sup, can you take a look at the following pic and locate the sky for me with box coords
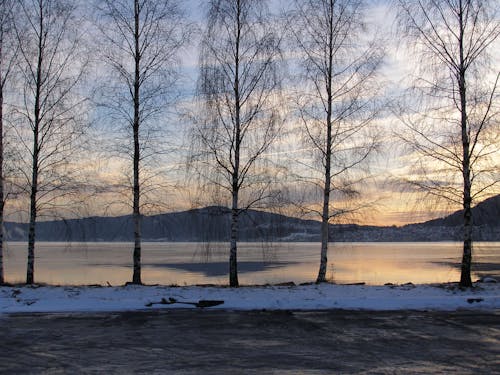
[5,0,500,227]
[149,0,497,225]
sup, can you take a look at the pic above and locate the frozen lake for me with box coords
[3,241,500,286]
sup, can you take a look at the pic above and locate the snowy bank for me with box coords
[1,283,499,314]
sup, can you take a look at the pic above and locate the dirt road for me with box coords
[1,309,499,374]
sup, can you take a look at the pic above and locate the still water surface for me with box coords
[3,242,500,286]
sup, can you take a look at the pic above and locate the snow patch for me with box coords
[1,283,499,314]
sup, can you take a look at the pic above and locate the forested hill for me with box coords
[422,194,500,227]
[4,206,321,242]
[4,195,500,242]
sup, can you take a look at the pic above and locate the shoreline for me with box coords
[2,281,499,314]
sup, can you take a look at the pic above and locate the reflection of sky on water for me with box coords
[4,242,500,286]
[329,259,459,285]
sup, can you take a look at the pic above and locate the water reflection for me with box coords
[148,261,292,277]
[3,241,499,286]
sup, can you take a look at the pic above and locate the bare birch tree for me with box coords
[0,0,18,285]
[96,0,189,284]
[287,0,383,283]
[13,0,87,284]
[396,0,500,287]
[193,0,282,287]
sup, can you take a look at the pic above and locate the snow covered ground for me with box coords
[1,282,499,314]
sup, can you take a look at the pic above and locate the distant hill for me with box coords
[422,194,500,227]
[4,195,499,242]
[342,194,500,241]
[4,206,322,242]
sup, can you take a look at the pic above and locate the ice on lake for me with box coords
[3,241,499,286]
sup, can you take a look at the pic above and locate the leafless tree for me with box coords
[13,0,88,284]
[0,0,18,285]
[96,0,190,284]
[193,0,283,287]
[396,0,499,287]
[286,0,384,283]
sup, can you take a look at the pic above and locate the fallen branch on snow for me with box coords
[145,297,224,308]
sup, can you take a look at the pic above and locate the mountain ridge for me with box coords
[421,194,500,227]
[4,195,499,242]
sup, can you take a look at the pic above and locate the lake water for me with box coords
[3,242,500,286]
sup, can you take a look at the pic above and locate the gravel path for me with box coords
[1,309,499,374]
